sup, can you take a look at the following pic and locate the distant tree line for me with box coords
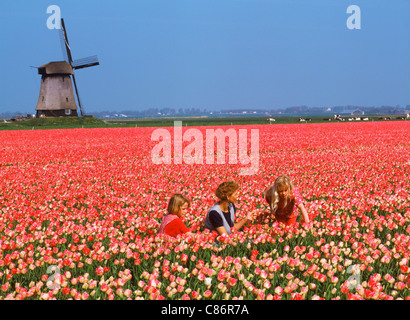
[1,105,409,119]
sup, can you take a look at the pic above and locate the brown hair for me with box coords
[215,181,239,201]
[167,194,190,215]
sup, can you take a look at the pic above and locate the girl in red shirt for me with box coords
[157,194,194,238]
[263,175,310,226]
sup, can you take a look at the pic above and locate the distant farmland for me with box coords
[0,114,408,130]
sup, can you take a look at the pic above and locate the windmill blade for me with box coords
[58,18,99,117]
[60,18,73,64]
[72,55,100,69]
[59,27,69,63]
[71,73,85,117]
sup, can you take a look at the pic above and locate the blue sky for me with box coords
[1,0,409,114]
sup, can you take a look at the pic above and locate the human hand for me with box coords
[246,210,257,222]
[302,221,312,231]
[257,211,273,223]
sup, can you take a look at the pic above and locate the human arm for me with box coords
[234,211,254,231]
[164,218,194,237]
[297,203,310,225]
[215,226,229,235]
[209,208,253,235]
[216,212,253,234]
[180,222,195,237]
[293,188,310,225]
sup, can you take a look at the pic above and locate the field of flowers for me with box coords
[0,121,409,300]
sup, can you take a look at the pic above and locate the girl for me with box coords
[263,175,310,226]
[204,181,254,235]
[158,194,194,238]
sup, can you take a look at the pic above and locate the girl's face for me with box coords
[277,185,289,199]
[176,202,189,218]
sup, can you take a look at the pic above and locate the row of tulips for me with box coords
[0,122,409,299]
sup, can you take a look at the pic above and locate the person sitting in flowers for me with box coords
[157,193,195,238]
[262,175,310,227]
[204,180,254,235]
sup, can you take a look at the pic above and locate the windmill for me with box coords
[35,18,99,117]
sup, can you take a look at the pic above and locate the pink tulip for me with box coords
[217,270,226,282]
[227,277,237,288]
[95,266,104,276]
[191,291,200,299]
[203,290,212,298]
[394,282,406,291]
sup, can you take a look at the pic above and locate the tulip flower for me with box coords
[203,289,212,298]
[227,277,237,288]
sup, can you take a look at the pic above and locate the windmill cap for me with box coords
[38,61,73,75]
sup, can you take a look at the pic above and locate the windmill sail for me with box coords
[72,55,99,69]
[60,19,73,64]
[59,27,69,63]
[71,73,84,116]
[58,18,99,117]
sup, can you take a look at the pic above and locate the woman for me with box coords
[204,181,253,235]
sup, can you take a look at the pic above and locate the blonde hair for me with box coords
[167,194,190,215]
[264,175,294,213]
[215,181,239,201]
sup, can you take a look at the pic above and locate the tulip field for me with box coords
[0,121,409,300]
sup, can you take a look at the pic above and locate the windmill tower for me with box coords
[35,18,99,117]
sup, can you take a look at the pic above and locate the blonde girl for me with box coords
[263,175,310,226]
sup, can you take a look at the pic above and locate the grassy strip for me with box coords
[0,115,407,130]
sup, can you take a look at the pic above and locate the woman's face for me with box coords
[227,189,239,203]
[176,202,189,218]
